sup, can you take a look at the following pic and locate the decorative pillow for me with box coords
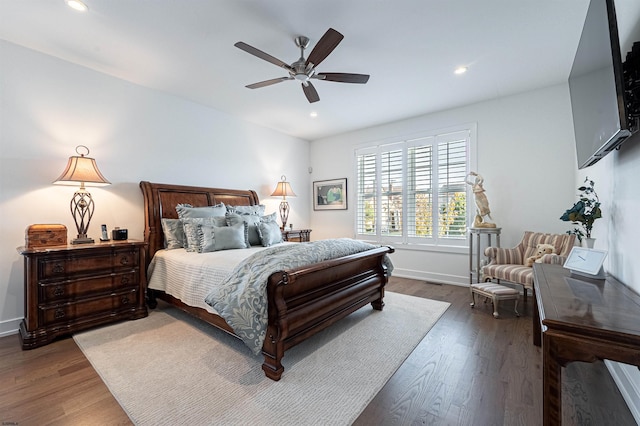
[226,204,266,216]
[161,218,185,249]
[176,203,226,219]
[258,220,284,247]
[226,212,261,246]
[209,222,248,252]
[197,224,217,253]
[261,212,277,224]
[182,216,227,252]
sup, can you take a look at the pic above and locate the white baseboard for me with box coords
[0,317,21,338]
[606,360,640,424]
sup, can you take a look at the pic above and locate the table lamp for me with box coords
[270,175,296,230]
[53,145,111,244]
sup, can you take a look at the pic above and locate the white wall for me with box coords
[310,84,577,284]
[600,0,640,302]
[580,1,640,419]
[596,137,640,422]
[0,41,311,335]
[579,142,640,293]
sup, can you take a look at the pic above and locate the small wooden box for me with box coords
[25,224,67,248]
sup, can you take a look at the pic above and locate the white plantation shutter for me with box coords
[356,150,377,235]
[437,137,468,239]
[355,128,471,247]
[407,139,433,240]
[380,146,403,238]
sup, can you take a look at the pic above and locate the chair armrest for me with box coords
[484,246,522,265]
[538,254,568,265]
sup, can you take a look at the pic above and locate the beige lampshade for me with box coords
[53,148,110,187]
[52,146,110,244]
[271,176,296,198]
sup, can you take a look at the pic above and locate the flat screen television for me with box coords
[569,0,633,169]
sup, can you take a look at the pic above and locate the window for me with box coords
[355,128,472,247]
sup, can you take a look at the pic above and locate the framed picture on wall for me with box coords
[313,178,347,210]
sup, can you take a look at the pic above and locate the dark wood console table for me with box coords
[533,263,640,425]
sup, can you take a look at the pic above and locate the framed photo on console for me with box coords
[313,178,347,210]
[563,247,608,278]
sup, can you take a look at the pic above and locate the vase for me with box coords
[584,237,596,248]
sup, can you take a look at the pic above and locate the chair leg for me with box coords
[492,295,500,318]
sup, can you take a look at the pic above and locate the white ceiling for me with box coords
[0,0,592,141]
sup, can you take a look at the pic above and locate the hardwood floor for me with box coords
[0,333,131,425]
[0,277,635,425]
[355,278,635,426]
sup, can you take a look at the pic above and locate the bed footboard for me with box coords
[261,245,394,381]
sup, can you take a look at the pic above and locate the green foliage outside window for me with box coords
[363,199,375,234]
[414,193,432,236]
[439,192,467,237]
[362,192,466,238]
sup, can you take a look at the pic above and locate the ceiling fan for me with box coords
[234,28,370,103]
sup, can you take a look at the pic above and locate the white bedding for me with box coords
[146,245,293,314]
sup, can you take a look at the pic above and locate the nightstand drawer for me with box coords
[40,271,138,302]
[40,249,139,278]
[40,288,138,326]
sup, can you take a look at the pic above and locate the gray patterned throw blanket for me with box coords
[204,238,393,354]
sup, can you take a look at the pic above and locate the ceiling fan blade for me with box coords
[305,28,343,68]
[246,77,292,89]
[234,42,293,71]
[302,82,320,103]
[315,72,370,84]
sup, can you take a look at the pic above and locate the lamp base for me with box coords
[69,188,96,245]
[71,237,94,245]
[279,200,290,232]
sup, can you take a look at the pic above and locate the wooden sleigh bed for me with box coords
[140,180,394,381]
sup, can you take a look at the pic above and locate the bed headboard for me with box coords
[139,181,260,269]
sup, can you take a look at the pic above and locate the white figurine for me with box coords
[466,172,496,228]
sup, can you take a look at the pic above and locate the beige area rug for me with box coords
[73,291,449,425]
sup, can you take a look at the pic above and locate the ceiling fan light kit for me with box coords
[235,28,369,103]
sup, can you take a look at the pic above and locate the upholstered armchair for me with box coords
[482,231,576,298]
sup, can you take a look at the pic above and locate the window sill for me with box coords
[357,238,468,255]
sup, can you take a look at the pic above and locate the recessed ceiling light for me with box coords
[454,66,468,75]
[66,0,88,12]
[310,111,318,118]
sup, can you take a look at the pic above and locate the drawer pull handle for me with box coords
[121,296,129,305]
[53,286,64,297]
[54,309,65,319]
[120,256,129,265]
[52,263,64,273]
[120,276,130,285]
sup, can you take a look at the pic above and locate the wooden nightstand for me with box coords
[281,229,312,242]
[18,240,148,349]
